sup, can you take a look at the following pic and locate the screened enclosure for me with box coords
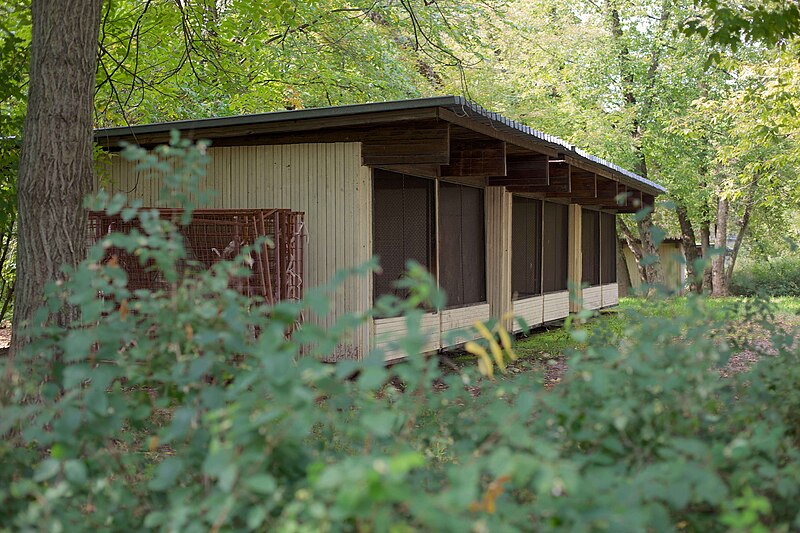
[511,196,542,299]
[582,208,601,286]
[439,182,486,308]
[542,202,569,293]
[372,170,486,308]
[600,211,617,284]
[372,169,435,300]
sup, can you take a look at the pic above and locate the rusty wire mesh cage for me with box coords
[87,208,306,305]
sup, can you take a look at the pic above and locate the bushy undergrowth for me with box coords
[731,256,800,297]
[2,139,800,532]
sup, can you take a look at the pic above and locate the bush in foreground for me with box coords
[1,139,799,532]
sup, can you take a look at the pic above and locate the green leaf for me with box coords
[33,459,61,482]
[244,474,277,495]
[64,460,87,485]
[148,457,184,491]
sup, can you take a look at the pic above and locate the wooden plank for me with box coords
[542,291,569,322]
[582,286,602,310]
[377,164,440,178]
[601,283,619,307]
[437,108,559,157]
[512,295,544,332]
[485,187,512,330]
[542,171,595,198]
[506,171,570,194]
[567,204,582,313]
[441,139,506,177]
[99,108,442,147]
[486,154,548,186]
[336,143,346,328]
[358,157,373,356]
[361,123,450,166]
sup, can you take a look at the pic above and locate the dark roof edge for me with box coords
[94,96,462,138]
[94,95,665,195]
[444,98,665,195]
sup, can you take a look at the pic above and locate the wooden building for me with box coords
[621,238,687,295]
[95,97,665,361]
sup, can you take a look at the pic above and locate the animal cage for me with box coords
[87,208,306,304]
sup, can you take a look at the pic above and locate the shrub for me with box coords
[1,138,799,531]
[731,256,800,297]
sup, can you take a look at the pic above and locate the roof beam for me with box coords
[437,108,559,158]
[486,154,548,187]
[361,122,450,166]
[97,108,442,147]
[506,165,570,194]
[441,139,506,177]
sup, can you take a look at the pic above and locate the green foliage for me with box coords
[684,0,800,52]
[3,141,800,531]
[731,256,800,297]
[93,0,502,126]
[514,296,746,357]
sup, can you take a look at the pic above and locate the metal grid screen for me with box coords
[372,169,435,300]
[438,181,486,308]
[511,196,542,299]
[600,212,617,284]
[581,208,600,286]
[542,202,569,293]
[87,208,306,304]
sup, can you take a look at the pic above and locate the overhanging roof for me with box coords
[95,96,666,196]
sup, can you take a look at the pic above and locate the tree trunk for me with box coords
[700,221,713,293]
[711,196,729,297]
[618,218,647,284]
[617,242,631,297]
[676,203,701,293]
[10,0,103,356]
[725,176,759,287]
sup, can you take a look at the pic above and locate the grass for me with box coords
[513,295,800,360]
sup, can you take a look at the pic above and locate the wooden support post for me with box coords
[568,203,582,313]
[486,186,513,330]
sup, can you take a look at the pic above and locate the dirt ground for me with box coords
[0,323,10,351]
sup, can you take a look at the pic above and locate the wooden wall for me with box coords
[105,140,625,361]
[567,204,583,313]
[106,143,373,359]
[486,187,513,330]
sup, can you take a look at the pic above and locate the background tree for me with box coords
[441,0,800,295]
[11,0,102,353]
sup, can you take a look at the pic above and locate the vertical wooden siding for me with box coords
[486,187,513,330]
[567,204,583,313]
[107,142,372,358]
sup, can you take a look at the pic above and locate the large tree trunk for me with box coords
[618,218,647,284]
[725,176,759,287]
[676,203,701,293]
[700,221,713,293]
[711,196,729,297]
[10,0,103,356]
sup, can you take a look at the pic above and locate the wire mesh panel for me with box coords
[511,196,542,299]
[87,208,306,305]
[542,202,568,293]
[600,212,617,284]
[581,208,600,286]
[372,169,436,300]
